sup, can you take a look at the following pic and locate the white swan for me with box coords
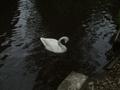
[40,36,69,53]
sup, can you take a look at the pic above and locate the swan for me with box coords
[40,36,69,53]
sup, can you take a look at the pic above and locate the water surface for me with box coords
[0,0,120,90]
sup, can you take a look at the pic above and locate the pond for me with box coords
[0,0,120,90]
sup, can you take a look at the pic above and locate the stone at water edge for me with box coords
[57,71,88,90]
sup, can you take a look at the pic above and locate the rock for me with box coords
[57,71,88,90]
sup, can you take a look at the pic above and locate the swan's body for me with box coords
[40,36,69,53]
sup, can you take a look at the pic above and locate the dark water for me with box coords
[0,0,120,90]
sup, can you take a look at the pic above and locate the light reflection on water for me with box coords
[80,9,117,71]
[0,0,42,90]
[0,0,119,90]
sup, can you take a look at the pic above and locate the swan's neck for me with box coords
[59,36,69,46]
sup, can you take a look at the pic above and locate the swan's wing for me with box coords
[40,38,58,47]
[43,39,67,53]
[40,38,49,47]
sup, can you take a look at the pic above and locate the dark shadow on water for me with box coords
[0,0,18,33]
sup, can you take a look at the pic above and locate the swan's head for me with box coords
[59,36,69,45]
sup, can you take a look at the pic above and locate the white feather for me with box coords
[40,36,69,53]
